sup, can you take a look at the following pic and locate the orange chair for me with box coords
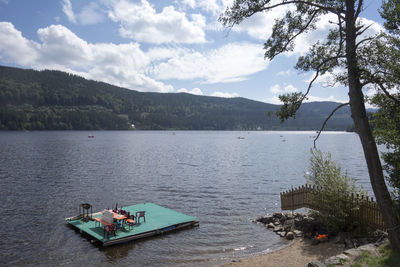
[126,216,136,230]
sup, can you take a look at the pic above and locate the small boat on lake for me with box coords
[66,202,199,246]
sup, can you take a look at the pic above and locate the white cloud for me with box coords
[179,0,222,15]
[222,4,289,40]
[153,42,268,83]
[229,8,383,57]
[284,85,298,93]
[211,91,239,98]
[277,69,293,76]
[303,95,347,103]
[37,25,93,67]
[237,12,283,40]
[269,84,298,94]
[305,67,346,88]
[62,0,77,23]
[0,22,174,93]
[263,96,282,105]
[289,14,384,56]
[177,87,204,95]
[266,83,300,105]
[78,2,105,25]
[108,0,206,44]
[288,13,337,56]
[0,22,39,65]
[175,87,241,98]
[61,0,104,25]
[264,94,346,105]
[269,84,281,94]
[357,17,385,40]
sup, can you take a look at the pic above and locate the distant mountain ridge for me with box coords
[0,65,353,130]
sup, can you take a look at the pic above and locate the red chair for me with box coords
[136,211,146,223]
[104,224,116,239]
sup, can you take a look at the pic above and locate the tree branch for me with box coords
[220,0,345,27]
[356,36,375,48]
[264,1,345,18]
[274,9,321,60]
[301,54,345,101]
[356,23,373,37]
[338,15,344,53]
[355,0,364,19]
[377,83,400,105]
[314,102,350,148]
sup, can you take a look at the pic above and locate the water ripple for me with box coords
[0,131,370,266]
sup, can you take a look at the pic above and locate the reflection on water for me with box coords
[0,131,370,266]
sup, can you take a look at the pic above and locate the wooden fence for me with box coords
[280,184,385,231]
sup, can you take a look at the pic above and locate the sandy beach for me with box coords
[224,239,345,267]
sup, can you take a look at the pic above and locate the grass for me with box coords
[351,241,400,267]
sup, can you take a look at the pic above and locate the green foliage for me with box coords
[0,65,353,131]
[305,149,367,233]
[276,92,305,121]
[380,0,400,35]
[351,240,400,267]
[371,94,400,203]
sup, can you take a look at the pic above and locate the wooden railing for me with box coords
[280,184,385,231]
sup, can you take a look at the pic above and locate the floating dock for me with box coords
[66,202,199,246]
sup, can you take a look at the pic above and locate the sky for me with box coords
[0,0,386,105]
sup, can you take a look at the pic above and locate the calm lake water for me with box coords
[0,131,372,266]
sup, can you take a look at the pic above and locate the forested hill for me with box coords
[0,65,353,130]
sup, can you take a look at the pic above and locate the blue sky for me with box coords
[0,0,385,104]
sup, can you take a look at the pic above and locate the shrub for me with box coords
[305,149,368,233]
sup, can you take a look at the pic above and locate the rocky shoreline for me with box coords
[254,212,388,266]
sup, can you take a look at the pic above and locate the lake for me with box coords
[0,131,371,266]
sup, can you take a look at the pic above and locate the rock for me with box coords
[344,238,354,249]
[255,216,264,223]
[335,243,346,250]
[311,237,320,245]
[273,212,284,219]
[273,226,283,232]
[256,215,274,224]
[279,231,286,237]
[286,231,294,240]
[343,248,362,257]
[308,260,326,267]
[324,254,349,265]
[279,213,287,223]
[283,219,294,227]
[286,213,294,220]
[267,222,275,229]
[274,220,280,226]
[294,212,304,219]
[372,230,388,245]
[318,236,329,243]
[333,232,351,244]
[294,216,321,234]
[358,244,378,253]
[356,238,369,246]
[304,231,313,239]
[336,253,350,261]
[293,230,303,237]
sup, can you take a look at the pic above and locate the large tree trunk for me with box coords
[345,0,400,251]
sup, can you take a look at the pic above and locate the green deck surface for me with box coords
[67,202,198,244]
